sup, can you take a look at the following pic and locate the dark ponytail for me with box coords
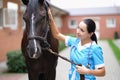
[91,33,97,44]
[83,18,98,44]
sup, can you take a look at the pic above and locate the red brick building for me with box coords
[0,0,120,62]
[61,7,120,39]
[0,0,68,62]
[0,0,23,62]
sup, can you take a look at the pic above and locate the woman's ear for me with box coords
[22,0,29,5]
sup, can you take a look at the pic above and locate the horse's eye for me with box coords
[23,16,28,22]
[23,17,26,21]
[23,15,30,23]
[39,9,46,16]
[36,15,45,22]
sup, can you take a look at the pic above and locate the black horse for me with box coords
[21,0,59,80]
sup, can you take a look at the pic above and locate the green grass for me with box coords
[59,41,66,51]
[58,34,76,51]
[108,40,120,64]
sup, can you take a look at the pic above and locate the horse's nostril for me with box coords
[26,45,41,59]
[33,53,37,58]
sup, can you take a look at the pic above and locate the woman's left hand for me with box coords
[76,65,90,74]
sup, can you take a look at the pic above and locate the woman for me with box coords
[48,9,105,80]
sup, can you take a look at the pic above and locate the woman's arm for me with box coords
[76,65,106,76]
[48,9,66,43]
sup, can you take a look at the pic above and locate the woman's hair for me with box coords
[83,18,98,44]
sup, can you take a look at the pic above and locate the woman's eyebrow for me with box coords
[80,28,84,32]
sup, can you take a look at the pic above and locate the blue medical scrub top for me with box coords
[65,36,105,80]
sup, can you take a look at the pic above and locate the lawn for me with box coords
[108,40,120,64]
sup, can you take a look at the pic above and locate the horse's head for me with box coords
[22,0,50,59]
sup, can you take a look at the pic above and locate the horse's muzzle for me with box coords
[27,46,41,59]
[27,40,42,59]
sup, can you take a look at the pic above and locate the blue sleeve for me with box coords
[92,45,105,69]
[65,36,78,47]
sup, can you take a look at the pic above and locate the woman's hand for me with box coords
[48,8,52,19]
[48,8,51,15]
[76,65,90,74]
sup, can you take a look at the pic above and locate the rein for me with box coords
[47,48,77,65]
[47,48,85,80]
[28,35,85,80]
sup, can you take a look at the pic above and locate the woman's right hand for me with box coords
[48,8,52,19]
[76,65,90,74]
[48,8,66,42]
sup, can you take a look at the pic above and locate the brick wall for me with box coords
[0,28,23,62]
[61,15,120,39]
[100,14,120,39]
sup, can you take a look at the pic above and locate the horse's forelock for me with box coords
[25,0,50,30]
[27,0,39,14]
[27,0,48,18]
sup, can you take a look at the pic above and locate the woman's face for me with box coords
[76,21,90,40]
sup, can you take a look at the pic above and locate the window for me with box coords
[54,16,62,28]
[54,16,62,27]
[0,0,3,9]
[3,2,18,30]
[0,9,3,29]
[0,0,3,29]
[106,18,116,28]
[69,19,78,29]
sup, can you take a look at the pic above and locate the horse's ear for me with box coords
[22,0,29,5]
[39,0,44,5]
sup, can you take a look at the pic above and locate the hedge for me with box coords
[6,50,27,73]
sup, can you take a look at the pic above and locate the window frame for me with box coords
[106,18,116,28]
[68,19,78,29]
[0,9,3,29]
[0,0,3,9]
[54,16,62,28]
[3,8,18,30]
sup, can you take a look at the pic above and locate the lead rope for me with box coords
[47,48,85,80]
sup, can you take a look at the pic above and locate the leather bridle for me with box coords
[27,1,85,79]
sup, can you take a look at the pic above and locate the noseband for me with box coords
[28,26,50,49]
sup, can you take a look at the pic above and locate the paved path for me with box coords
[113,39,120,49]
[56,40,120,80]
[0,40,120,80]
[96,40,120,80]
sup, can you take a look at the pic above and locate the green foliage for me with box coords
[68,34,76,37]
[108,40,120,64]
[114,32,119,39]
[58,34,76,51]
[6,50,27,73]
[59,41,66,51]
